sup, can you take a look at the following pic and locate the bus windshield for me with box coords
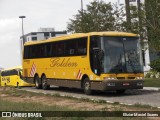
[101,36,143,73]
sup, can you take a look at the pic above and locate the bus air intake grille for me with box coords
[116,77,125,80]
[128,77,135,79]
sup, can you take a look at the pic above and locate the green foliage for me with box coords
[67,1,117,33]
[150,58,160,72]
[145,0,160,51]
[145,72,151,78]
[145,70,160,78]
[67,0,146,41]
[67,0,160,56]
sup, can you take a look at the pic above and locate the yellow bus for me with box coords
[23,31,144,94]
[1,66,34,87]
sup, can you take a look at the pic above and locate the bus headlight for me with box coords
[136,77,144,80]
[103,77,117,80]
[137,82,143,86]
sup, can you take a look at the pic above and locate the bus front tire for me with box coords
[83,78,92,95]
[35,75,42,89]
[42,75,50,90]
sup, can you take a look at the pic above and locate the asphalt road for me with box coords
[21,86,160,108]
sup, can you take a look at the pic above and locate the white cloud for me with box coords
[0,18,20,45]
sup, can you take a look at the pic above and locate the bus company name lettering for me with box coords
[50,58,78,67]
[2,77,10,83]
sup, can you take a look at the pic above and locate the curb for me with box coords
[143,87,160,91]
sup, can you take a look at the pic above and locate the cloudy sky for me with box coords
[0,0,120,68]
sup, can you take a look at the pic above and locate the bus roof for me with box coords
[24,31,138,46]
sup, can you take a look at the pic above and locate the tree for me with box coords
[67,1,116,33]
[67,0,147,39]
[145,0,160,52]
[112,3,126,32]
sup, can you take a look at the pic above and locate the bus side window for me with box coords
[24,46,29,59]
[66,40,77,56]
[77,38,87,55]
[57,42,64,56]
[46,44,52,57]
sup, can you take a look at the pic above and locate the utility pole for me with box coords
[81,0,83,14]
[137,0,143,41]
[125,0,131,32]
[19,16,26,64]
[81,0,84,32]
[19,16,26,45]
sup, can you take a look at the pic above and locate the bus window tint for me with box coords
[66,40,77,55]
[1,69,18,76]
[77,38,87,55]
[23,37,87,59]
[57,42,65,56]
[46,44,52,57]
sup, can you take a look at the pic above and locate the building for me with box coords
[20,28,67,44]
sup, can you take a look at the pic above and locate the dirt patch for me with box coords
[1,95,115,111]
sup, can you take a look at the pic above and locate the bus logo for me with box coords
[2,112,11,117]
[30,63,36,77]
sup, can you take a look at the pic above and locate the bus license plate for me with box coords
[123,83,130,86]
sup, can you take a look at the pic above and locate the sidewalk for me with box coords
[143,87,160,91]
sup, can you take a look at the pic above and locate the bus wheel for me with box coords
[116,90,126,94]
[35,75,42,89]
[83,78,92,95]
[42,75,50,90]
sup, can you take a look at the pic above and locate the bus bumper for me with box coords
[91,79,144,91]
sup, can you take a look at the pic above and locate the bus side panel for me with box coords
[23,55,91,87]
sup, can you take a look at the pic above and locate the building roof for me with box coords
[20,31,67,39]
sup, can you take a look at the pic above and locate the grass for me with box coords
[0,99,151,120]
[0,98,69,111]
[0,98,86,120]
[0,87,157,120]
[144,78,160,87]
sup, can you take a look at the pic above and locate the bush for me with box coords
[145,72,151,78]
[145,70,160,78]
[150,58,160,72]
